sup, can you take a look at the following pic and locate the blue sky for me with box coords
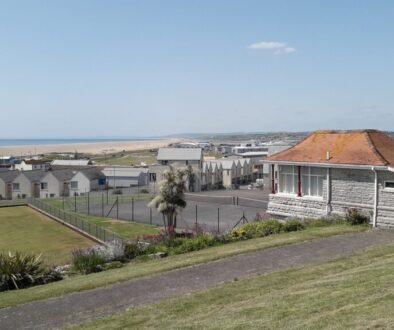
[1,0,394,138]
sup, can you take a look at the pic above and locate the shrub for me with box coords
[140,189,149,194]
[123,242,144,259]
[0,252,46,291]
[345,208,369,225]
[283,220,304,232]
[72,249,106,274]
[91,240,124,262]
[172,234,218,255]
[231,220,284,240]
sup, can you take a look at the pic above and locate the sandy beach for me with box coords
[0,139,179,156]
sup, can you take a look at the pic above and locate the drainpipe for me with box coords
[271,164,275,194]
[297,166,302,197]
[326,168,331,216]
[373,167,378,228]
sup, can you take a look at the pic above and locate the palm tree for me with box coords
[149,166,187,235]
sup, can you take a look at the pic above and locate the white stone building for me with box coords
[264,130,394,228]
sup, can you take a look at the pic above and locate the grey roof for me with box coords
[78,167,105,181]
[51,159,92,166]
[0,170,20,183]
[157,148,202,161]
[48,169,75,181]
[22,170,47,182]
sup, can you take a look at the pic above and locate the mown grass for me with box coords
[74,242,394,330]
[0,206,94,266]
[0,224,367,309]
[76,214,160,240]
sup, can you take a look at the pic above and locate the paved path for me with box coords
[1,230,394,330]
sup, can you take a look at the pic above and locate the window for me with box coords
[41,182,48,190]
[70,181,78,189]
[12,183,20,191]
[279,165,297,194]
[384,181,394,190]
[301,167,324,197]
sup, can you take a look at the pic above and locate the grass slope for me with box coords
[0,206,94,266]
[75,242,394,330]
[0,224,366,309]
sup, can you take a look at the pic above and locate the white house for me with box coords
[14,159,50,171]
[39,169,75,198]
[69,168,106,196]
[11,170,47,199]
[102,167,149,188]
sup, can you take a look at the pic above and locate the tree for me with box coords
[149,166,187,235]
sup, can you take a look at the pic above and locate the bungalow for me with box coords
[264,130,394,228]
[69,168,106,196]
[102,167,149,188]
[39,169,74,198]
[11,170,47,199]
[14,159,50,171]
[0,171,20,200]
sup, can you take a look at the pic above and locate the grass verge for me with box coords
[74,241,394,330]
[0,224,367,309]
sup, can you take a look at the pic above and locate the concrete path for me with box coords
[1,230,393,330]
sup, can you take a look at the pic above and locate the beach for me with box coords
[0,139,179,156]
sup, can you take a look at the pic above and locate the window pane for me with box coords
[310,177,318,196]
[301,175,309,195]
[310,167,325,175]
[317,176,323,196]
[279,165,293,174]
[286,174,294,193]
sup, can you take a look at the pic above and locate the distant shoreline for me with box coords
[0,139,179,156]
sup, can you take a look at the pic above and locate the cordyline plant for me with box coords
[149,166,187,236]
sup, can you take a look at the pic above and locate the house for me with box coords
[11,170,47,199]
[69,167,106,196]
[14,159,50,171]
[39,169,75,198]
[220,160,237,188]
[264,130,394,228]
[102,167,149,188]
[0,156,17,169]
[150,148,203,192]
[0,171,20,200]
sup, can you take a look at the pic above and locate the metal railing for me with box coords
[30,198,123,243]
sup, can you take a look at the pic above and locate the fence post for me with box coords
[217,208,220,234]
[88,193,90,215]
[116,196,119,220]
[195,204,198,231]
[63,196,65,210]
[150,208,152,225]
[74,195,77,213]
[237,196,239,205]
[106,188,109,205]
[102,193,104,217]
[132,198,134,222]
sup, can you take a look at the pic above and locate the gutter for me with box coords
[262,160,388,171]
[372,167,378,228]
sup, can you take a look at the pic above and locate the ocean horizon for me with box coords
[0,138,157,147]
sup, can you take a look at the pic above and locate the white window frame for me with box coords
[41,182,48,190]
[12,183,20,191]
[278,165,297,195]
[301,167,324,198]
[70,181,78,189]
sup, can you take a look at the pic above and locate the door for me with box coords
[33,183,40,198]
[6,183,12,200]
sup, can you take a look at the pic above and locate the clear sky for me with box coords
[1,0,394,138]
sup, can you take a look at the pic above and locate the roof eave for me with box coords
[262,159,389,170]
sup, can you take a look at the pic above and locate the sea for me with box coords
[0,138,151,147]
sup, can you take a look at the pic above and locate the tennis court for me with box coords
[77,190,270,233]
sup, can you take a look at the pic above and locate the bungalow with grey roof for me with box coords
[0,170,20,200]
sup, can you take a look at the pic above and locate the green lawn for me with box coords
[75,242,394,330]
[0,206,94,266]
[77,214,160,240]
[0,224,367,309]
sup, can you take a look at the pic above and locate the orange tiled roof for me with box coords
[266,130,394,166]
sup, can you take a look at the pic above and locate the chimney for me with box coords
[326,151,331,161]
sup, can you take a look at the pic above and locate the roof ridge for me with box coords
[364,131,388,166]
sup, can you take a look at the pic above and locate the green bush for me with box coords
[345,208,369,225]
[139,189,149,194]
[124,242,145,259]
[283,220,304,232]
[172,235,218,255]
[72,249,106,274]
[0,252,46,291]
[231,220,285,240]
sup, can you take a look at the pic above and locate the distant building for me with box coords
[51,159,93,167]
[265,130,394,228]
[0,156,17,169]
[0,171,20,200]
[14,159,50,171]
[40,169,75,198]
[69,168,106,196]
[102,167,149,188]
